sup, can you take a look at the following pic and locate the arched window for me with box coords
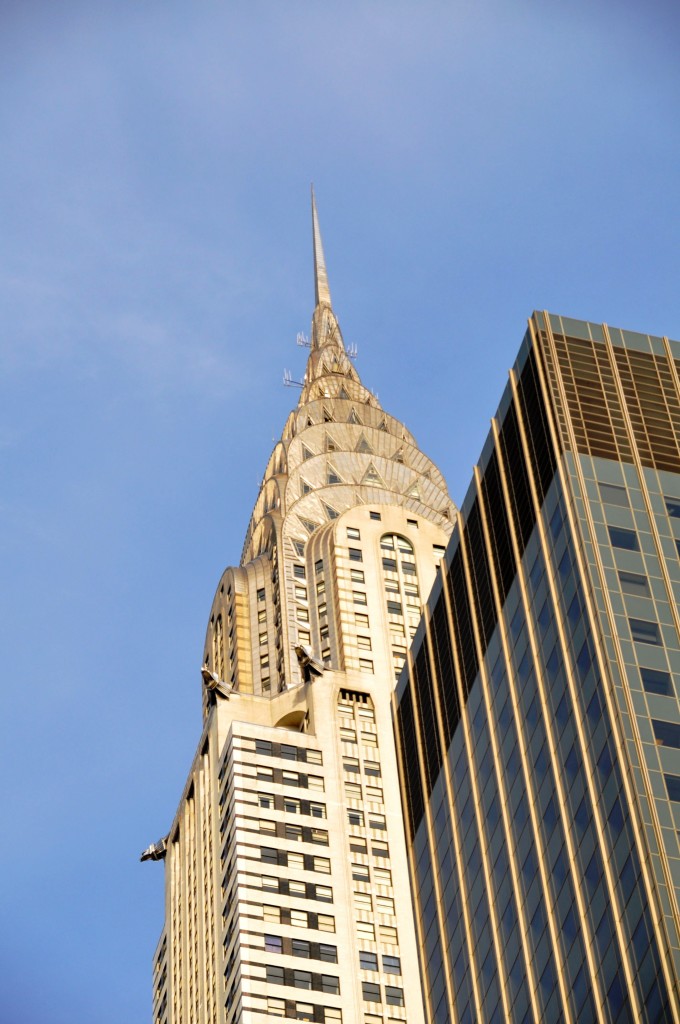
[380,534,420,679]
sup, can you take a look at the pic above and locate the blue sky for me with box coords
[1,2,678,1020]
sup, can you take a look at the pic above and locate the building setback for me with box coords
[395,313,680,1023]
[146,195,457,1024]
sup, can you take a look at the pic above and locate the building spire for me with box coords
[311,185,332,308]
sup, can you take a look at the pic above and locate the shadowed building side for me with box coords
[395,313,680,1023]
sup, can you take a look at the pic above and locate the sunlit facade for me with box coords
[146,195,457,1024]
[395,313,680,1023]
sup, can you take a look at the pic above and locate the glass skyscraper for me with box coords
[395,313,680,1023]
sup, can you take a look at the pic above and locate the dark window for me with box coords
[599,482,629,507]
[629,618,662,645]
[360,951,378,970]
[294,564,306,579]
[652,720,680,748]
[665,774,680,802]
[370,511,382,521]
[267,965,284,985]
[315,559,324,574]
[292,939,311,958]
[320,975,340,994]
[412,639,442,796]
[292,970,312,989]
[385,986,405,1007]
[396,688,423,840]
[386,601,402,615]
[665,498,680,519]
[382,557,397,572]
[349,548,363,562]
[640,667,673,696]
[261,847,279,864]
[362,982,381,1002]
[265,934,282,953]
[619,570,650,597]
[383,956,401,975]
[257,588,266,601]
[256,739,273,756]
[608,526,639,551]
[319,944,337,963]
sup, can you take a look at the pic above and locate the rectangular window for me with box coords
[259,793,274,809]
[256,739,273,757]
[292,939,311,958]
[619,571,650,597]
[290,909,308,927]
[374,868,392,886]
[387,601,403,615]
[294,1004,314,1022]
[653,720,680,748]
[351,568,365,582]
[282,770,300,787]
[362,982,381,1003]
[340,728,357,744]
[258,607,267,623]
[294,564,306,579]
[349,548,363,562]
[629,618,662,645]
[286,824,303,842]
[353,591,368,606]
[350,837,368,854]
[352,863,370,882]
[289,880,307,897]
[321,975,340,995]
[359,659,374,673]
[665,497,680,519]
[382,956,401,974]
[315,558,324,574]
[324,1009,342,1023]
[297,607,310,623]
[259,819,276,834]
[316,884,333,903]
[265,934,282,953]
[369,511,382,520]
[289,853,304,871]
[348,809,364,825]
[309,802,326,819]
[372,841,389,858]
[313,856,331,874]
[357,921,376,940]
[284,797,301,814]
[317,914,335,932]
[308,775,324,792]
[382,557,397,572]
[261,847,279,864]
[345,782,362,798]
[263,903,281,920]
[344,758,360,774]
[258,588,266,602]
[640,667,673,696]
[267,996,286,1015]
[385,986,404,1007]
[347,528,361,540]
[295,585,308,601]
[376,895,394,914]
[364,761,381,777]
[379,924,397,943]
[665,774,680,802]
[267,965,285,986]
[354,891,372,911]
[360,951,378,971]
[355,612,369,626]
[608,526,639,551]
[298,629,311,644]
[369,814,386,830]
[319,943,338,963]
[599,482,629,507]
[292,970,313,990]
[307,749,323,765]
[357,635,372,650]
[310,828,329,845]
[281,743,299,760]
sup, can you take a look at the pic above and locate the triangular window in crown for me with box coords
[307,416,314,428]
[361,463,385,487]
[348,407,362,425]
[301,445,314,461]
[356,434,374,455]
[299,517,319,535]
[379,417,388,431]
[323,503,339,520]
[325,434,338,453]
[392,447,405,464]
[339,385,350,400]
[323,407,334,423]
[292,539,306,557]
[300,478,312,495]
[406,481,421,500]
[327,464,342,485]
